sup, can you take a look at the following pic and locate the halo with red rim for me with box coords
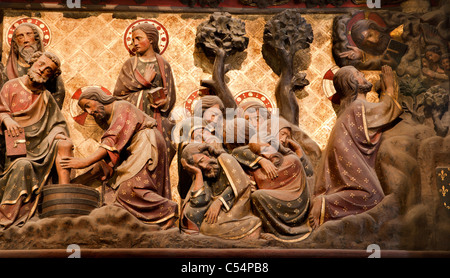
[123,19,169,56]
[6,18,51,47]
[70,86,112,126]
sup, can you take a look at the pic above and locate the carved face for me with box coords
[192,152,220,179]
[426,50,441,63]
[361,28,390,56]
[28,54,57,84]
[441,58,450,71]
[352,68,373,93]
[132,29,152,55]
[277,127,291,147]
[14,25,39,63]
[203,104,223,127]
[79,98,108,129]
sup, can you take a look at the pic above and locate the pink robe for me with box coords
[101,100,177,224]
[313,94,402,224]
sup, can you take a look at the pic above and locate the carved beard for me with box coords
[203,158,220,179]
[18,43,39,64]
[357,79,373,94]
[92,105,109,130]
[361,31,391,56]
[27,68,49,84]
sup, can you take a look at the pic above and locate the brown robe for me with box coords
[251,153,312,242]
[113,54,176,161]
[0,78,69,229]
[101,100,177,224]
[312,94,402,224]
[180,153,261,239]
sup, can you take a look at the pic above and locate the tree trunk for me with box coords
[275,53,299,126]
[201,49,237,109]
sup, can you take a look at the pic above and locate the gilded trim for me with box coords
[223,221,262,240]
[319,196,325,226]
[249,156,263,168]
[361,104,372,145]
[219,196,230,211]
[99,143,117,152]
[218,155,239,198]
[143,212,176,224]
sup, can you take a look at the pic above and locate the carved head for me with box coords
[425,45,442,64]
[28,51,61,83]
[11,23,44,63]
[181,143,221,179]
[131,23,160,55]
[441,53,450,71]
[333,66,372,113]
[78,87,117,129]
[351,19,390,56]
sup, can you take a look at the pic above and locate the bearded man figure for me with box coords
[0,51,73,229]
[308,65,403,229]
[60,87,177,229]
[179,143,262,239]
[1,23,65,109]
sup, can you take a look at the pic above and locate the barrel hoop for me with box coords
[43,187,100,199]
[40,208,93,218]
[41,198,99,209]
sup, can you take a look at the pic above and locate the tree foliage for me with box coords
[196,12,249,58]
[263,9,313,57]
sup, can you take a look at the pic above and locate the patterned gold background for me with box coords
[1,11,382,202]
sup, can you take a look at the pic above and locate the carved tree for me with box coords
[195,12,249,109]
[262,10,313,125]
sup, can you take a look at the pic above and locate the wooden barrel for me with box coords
[40,184,101,218]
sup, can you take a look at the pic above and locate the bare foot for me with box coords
[308,197,322,230]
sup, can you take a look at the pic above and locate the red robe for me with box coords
[100,100,177,224]
[313,94,402,224]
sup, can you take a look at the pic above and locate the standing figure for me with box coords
[0,51,72,229]
[1,23,65,108]
[114,23,176,162]
[60,87,177,229]
[309,65,403,229]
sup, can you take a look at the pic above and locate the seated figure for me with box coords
[241,135,312,242]
[0,51,73,229]
[179,143,262,239]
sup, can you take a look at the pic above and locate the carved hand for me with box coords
[60,157,90,169]
[258,157,278,180]
[3,117,22,137]
[143,64,157,85]
[380,65,395,97]
[150,95,168,109]
[339,45,363,60]
[204,199,222,224]
[181,158,202,176]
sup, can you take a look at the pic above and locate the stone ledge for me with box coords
[1,248,449,258]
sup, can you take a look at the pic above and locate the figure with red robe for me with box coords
[0,51,72,229]
[113,22,176,162]
[309,65,403,229]
[60,87,177,229]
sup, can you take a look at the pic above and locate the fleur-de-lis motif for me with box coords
[438,170,447,181]
[439,186,448,197]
